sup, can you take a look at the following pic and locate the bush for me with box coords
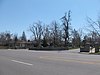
[29,47,68,51]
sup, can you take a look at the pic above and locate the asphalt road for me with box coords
[0,49,100,75]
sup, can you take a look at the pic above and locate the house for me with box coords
[9,40,34,49]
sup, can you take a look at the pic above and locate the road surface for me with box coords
[0,49,100,75]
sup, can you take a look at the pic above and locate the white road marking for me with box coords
[11,60,33,66]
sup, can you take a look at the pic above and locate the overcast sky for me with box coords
[0,0,100,39]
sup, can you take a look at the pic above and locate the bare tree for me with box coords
[0,31,12,46]
[12,34,18,48]
[86,17,100,36]
[51,21,60,46]
[61,10,71,47]
[29,21,43,46]
[42,25,51,46]
[84,17,100,45]
[0,32,6,45]
[72,29,81,48]
[42,21,63,47]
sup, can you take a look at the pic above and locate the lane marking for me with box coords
[40,56,100,63]
[11,60,33,66]
[39,56,100,65]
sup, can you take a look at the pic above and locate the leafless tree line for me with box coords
[29,14,100,48]
[82,17,100,46]
[1,11,100,48]
[29,12,82,48]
